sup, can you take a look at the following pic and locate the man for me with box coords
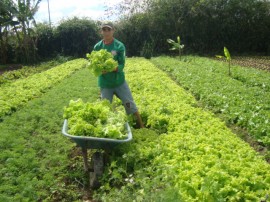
[93,22,144,128]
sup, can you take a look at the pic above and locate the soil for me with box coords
[228,124,270,163]
[211,56,270,71]
[232,56,270,71]
[0,64,23,75]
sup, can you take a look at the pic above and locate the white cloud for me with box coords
[70,8,104,21]
[34,0,123,24]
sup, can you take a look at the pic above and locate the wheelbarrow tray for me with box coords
[62,119,132,150]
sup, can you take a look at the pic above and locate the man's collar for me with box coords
[103,38,114,45]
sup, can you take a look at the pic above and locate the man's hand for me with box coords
[102,67,117,74]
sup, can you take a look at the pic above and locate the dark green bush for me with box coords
[55,17,99,57]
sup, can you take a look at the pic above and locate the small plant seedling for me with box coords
[167,36,185,60]
[216,47,232,76]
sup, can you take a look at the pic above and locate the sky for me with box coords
[34,0,123,25]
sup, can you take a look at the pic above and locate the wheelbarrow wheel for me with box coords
[89,152,104,189]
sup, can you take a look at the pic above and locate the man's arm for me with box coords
[116,46,125,72]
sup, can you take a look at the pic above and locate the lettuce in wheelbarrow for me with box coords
[63,99,127,139]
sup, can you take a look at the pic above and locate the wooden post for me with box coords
[82,148,88,172]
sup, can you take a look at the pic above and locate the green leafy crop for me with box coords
[63,99,127,139]
[86,49,118,76]
[151,56,270,147]
[0,59,87,120]
[93,58,270,201]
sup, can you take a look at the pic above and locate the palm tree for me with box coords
[0,0,42,64]
[15,0,42,63]
[0,0,20,64]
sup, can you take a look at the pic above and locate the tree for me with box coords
[55,17,99,57]
[111,0,270,55]
[0,0,20,63]
[35,22,55,58]
[0,0,41,64]
[15,0,42,63]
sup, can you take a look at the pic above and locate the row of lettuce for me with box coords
[195,56,270,91]
[0,59,87,120]
[151,56,270,148]
[0,58,72,86]
[94,58,270,201]
[0,67,100,201]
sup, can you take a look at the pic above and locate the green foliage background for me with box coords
[1,0,270,64]
[114,0,270,56]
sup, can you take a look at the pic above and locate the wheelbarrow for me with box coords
[62,119,133,188]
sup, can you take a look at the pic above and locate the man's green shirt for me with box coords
[93,38,126,88]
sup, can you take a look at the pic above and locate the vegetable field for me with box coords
[151,56,270,148]
[0,57,270,201]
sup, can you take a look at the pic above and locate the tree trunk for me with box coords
[0,26,9,64]
[21,21,31,63]
[13,25,25,63]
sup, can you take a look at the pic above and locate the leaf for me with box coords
[215,55,224,59]
[224,47,231,61]
[167,39,175,44]
[173,44,180,49]
[177,36,180,44]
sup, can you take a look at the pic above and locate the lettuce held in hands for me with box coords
[86,49,118,76]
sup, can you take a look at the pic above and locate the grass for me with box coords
[0,68,99,201]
